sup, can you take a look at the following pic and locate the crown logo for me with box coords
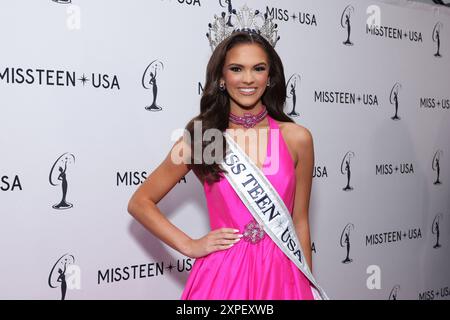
[206,5,280,51]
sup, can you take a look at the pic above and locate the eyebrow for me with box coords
[226,62,268,67]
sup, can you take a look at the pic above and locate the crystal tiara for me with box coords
[206,4,280,51]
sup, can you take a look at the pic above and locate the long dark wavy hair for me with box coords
[185,31,294,185]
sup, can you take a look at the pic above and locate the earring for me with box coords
[267,79,271,87]
[219,82,226,91]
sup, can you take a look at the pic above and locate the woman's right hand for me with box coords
[186,228,243,259]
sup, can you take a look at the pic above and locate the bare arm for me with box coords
[127,137,193,256]
[291,125,315,273]
[127,136,242,258]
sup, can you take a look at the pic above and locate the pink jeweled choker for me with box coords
[229,106,268,128]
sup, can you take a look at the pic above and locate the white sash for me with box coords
[219,131,330,300]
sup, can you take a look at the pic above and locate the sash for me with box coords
[219,131,330,300]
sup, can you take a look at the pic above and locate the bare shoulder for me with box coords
[273,120,314,166]
[279,121,313,143]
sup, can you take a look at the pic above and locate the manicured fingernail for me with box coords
[233,229,240,233]
[237,234,243,238]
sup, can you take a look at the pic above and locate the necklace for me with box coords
[229,106,268,128]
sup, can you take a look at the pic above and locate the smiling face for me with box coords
[220,43,270,112]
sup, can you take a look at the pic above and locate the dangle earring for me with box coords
[267,79,271,87]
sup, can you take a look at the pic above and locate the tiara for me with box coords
[206,5,280,51]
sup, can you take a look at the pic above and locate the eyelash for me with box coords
[229,66,267,72]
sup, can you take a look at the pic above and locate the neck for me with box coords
[229,101,264,117]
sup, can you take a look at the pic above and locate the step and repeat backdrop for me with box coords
[0,0,449,300]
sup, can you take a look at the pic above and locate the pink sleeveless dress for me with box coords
[181,115,314,300]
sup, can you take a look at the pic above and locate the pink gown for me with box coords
[181,115,314,300]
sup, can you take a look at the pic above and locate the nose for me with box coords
[242,70,255,85]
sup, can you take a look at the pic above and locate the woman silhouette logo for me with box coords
[49,153,75,210]
[389,285,400,300]
[432,150,443,185]
[432,22,443,58]
[341,151,355,191]
[341,5,354,46]
[340,223,355,263]
[48,254,75,300]
[432,214,443,249]
[219,0,236,26]
[286,74,301,116]
[143,60,164,111]
[390,83,402,121]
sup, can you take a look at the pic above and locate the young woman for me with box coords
[128,31,318,299]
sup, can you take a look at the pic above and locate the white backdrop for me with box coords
[0,0,449,300]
